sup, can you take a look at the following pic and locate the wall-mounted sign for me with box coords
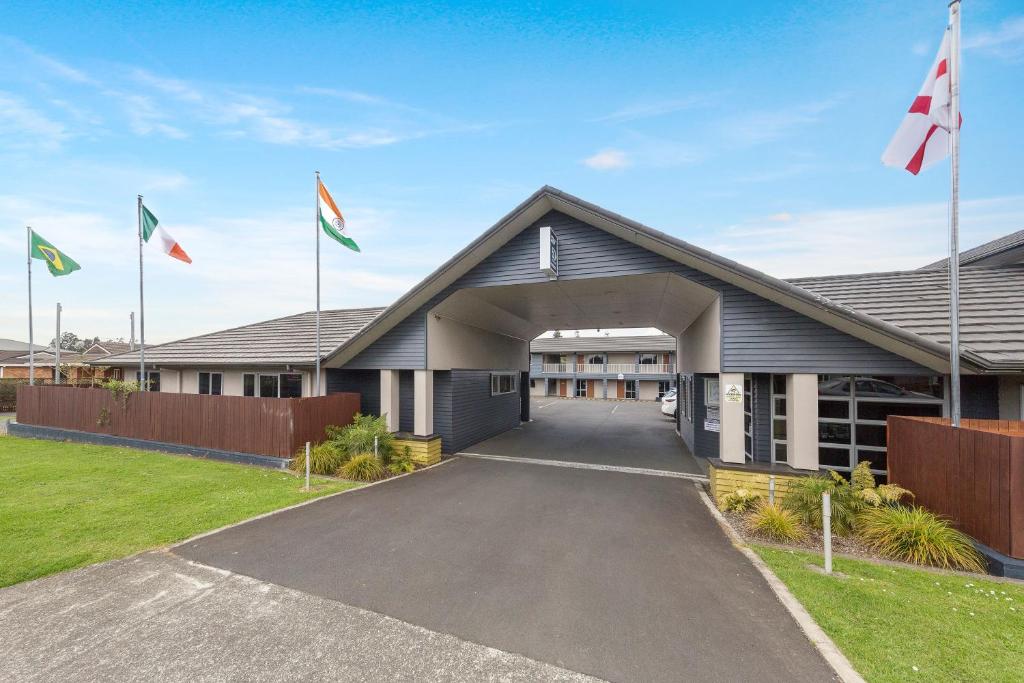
[617,372,625,380]
[539,226,558,279]
[704,419,721,433]
[706,406,720,421]
[724,383,743,403]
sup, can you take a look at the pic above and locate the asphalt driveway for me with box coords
[464,398,703,474]
[177,457,835,682]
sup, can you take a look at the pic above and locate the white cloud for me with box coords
[964,16,1024,61]
[0,91,69,150]
[911,40,931,57]
[718,96,843,147]
[582,148,631,171]
[591,94,718,123]
[705,196,1024,278]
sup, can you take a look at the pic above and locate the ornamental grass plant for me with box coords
[858,505,986,573]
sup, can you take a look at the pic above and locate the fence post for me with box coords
[304,441,310,492]
[822,492,832,574]
[768,475,776,505]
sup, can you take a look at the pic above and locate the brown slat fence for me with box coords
[15,385,360,459]
[887,416,1024,559]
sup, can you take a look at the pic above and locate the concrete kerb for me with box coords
[169,456,459,550]
[693,481,865,683]
[457,451,709,482]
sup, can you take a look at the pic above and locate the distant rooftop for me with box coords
[531,334,675,354]
[920,228,1024,270]
[0,338,47,353]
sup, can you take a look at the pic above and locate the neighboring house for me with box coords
[0,339,47,353]
[90,187,1024,477]
[529,335,676,400]
[0,341,127,382]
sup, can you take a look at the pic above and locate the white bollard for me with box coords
[304,441,310,491]
[822,492,832,574]
[374,435,379,460]
[768,475,776,505]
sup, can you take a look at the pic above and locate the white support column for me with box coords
[414,369,433,436]
[786,373,819,471]
[380,370,401,433]
[719,372,745,464]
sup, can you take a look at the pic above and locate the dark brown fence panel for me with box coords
[888,416,1024,559]
[15,386,359,458]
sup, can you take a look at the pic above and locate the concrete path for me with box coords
[177,457,837,682]
[466,398,703,474]
[0,550,597,682]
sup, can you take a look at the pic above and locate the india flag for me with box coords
[141,205,192,263]
[318,178,359,252]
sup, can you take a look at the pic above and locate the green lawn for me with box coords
[754,545,1024,683]
[0,436,360,588]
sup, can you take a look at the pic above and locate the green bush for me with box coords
[339,453,385,481]
[749,501,806,543]
[783,472,865,535]
[850,460,913,507]
[290,441,346,476]
[327,413,395,464]
[858,505,985,572]
[387,446,415,475]
[719,488,761,513]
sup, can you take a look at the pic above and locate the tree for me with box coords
[50,332,82,351]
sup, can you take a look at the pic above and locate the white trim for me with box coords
[197,370,223,396]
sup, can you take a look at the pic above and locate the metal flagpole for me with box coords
[55,303,62,384]
[27,227,34,387]
[315,171,322,397]
[948,0,962,427]
[138,195,146,391]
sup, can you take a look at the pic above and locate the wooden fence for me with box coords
[15,385,360,459]
[887,416,1024,559]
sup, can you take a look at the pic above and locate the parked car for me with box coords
[660,389,677,418]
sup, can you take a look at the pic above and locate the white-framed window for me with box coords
[198,371,223,395]
[575,379,588,397]
[136,371,161,392]
[657,380,673,400]
[771,374,788,464]
[490,372,517,396]
[242,372,304,398]
[680,375,693,420]
[624,379,637,400]
[243,373,256,397]
[705,377,720,406]
[587,354,605,366]
[743,375,753,461]
[638,353,658,365]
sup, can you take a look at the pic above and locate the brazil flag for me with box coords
[30,230,81,277]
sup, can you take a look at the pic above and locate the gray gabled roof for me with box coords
[531,334,676,354]
[100,307,385,367]
[790,266,1024,368]
[0,338,47,353]
[920,229,1024,270]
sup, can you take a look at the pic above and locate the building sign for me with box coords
[539,226,558,279]
[724,383,743,403]
[706,406,719,421]
[704,419,721,433]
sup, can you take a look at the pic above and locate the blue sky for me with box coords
[2,1,1023,343]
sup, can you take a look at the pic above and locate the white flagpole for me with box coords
[315,171,322,398]
[948,0,962,427]
[55,303,62,384]
[27,227,34,387]
[138,195,146,391]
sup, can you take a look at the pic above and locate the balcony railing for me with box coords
[539,363,675,375]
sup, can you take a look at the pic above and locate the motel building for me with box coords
[97,187,1024,486]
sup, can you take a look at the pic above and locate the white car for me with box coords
[660,389,677,418]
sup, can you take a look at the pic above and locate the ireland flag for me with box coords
[318,178,359,252]
[30,229,81,277]
[142,204,192,263]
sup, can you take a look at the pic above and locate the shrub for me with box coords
[783,472,865,535]
[291,441,346,476]
[749,501,806,543]
[850,460,913,507]
[719,488,761,513]
[387,446,415,475]
[858,505,985,572]
[339,453,385,481]
[327,413,395,464]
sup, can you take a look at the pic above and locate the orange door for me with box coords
[559,379,567,397]
[587,381,595,398]
[615,380,624,399]
[663,353,670,365]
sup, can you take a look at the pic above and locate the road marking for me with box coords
[456,452,709,481]
[610,405,618,415]
[535,401,557,410]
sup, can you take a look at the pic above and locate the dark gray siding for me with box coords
[693,374,720,459]
[961,375,1000,419]
[325,369,380,415]
[445,369,521,453]
[399,370,415,433]
[752,374,772,463]
[433,371,453,443]
[345,210,932,375]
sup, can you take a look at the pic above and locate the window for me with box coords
[136,371,161,392]
[657,380,673,400]
[259,374,279,398]
[587,354,605,366]
[198,372,223,395]
[705,378,720,406]
[818,375,943,475]
[743,375,753,461]
[280,373,302,398]
[624,379,637,400]
[575,379,588,397]
[243,373,255,397]
[771,375,788,464]
[680,375,693,420]
[490,372,517,396]
[638,353,658,365]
